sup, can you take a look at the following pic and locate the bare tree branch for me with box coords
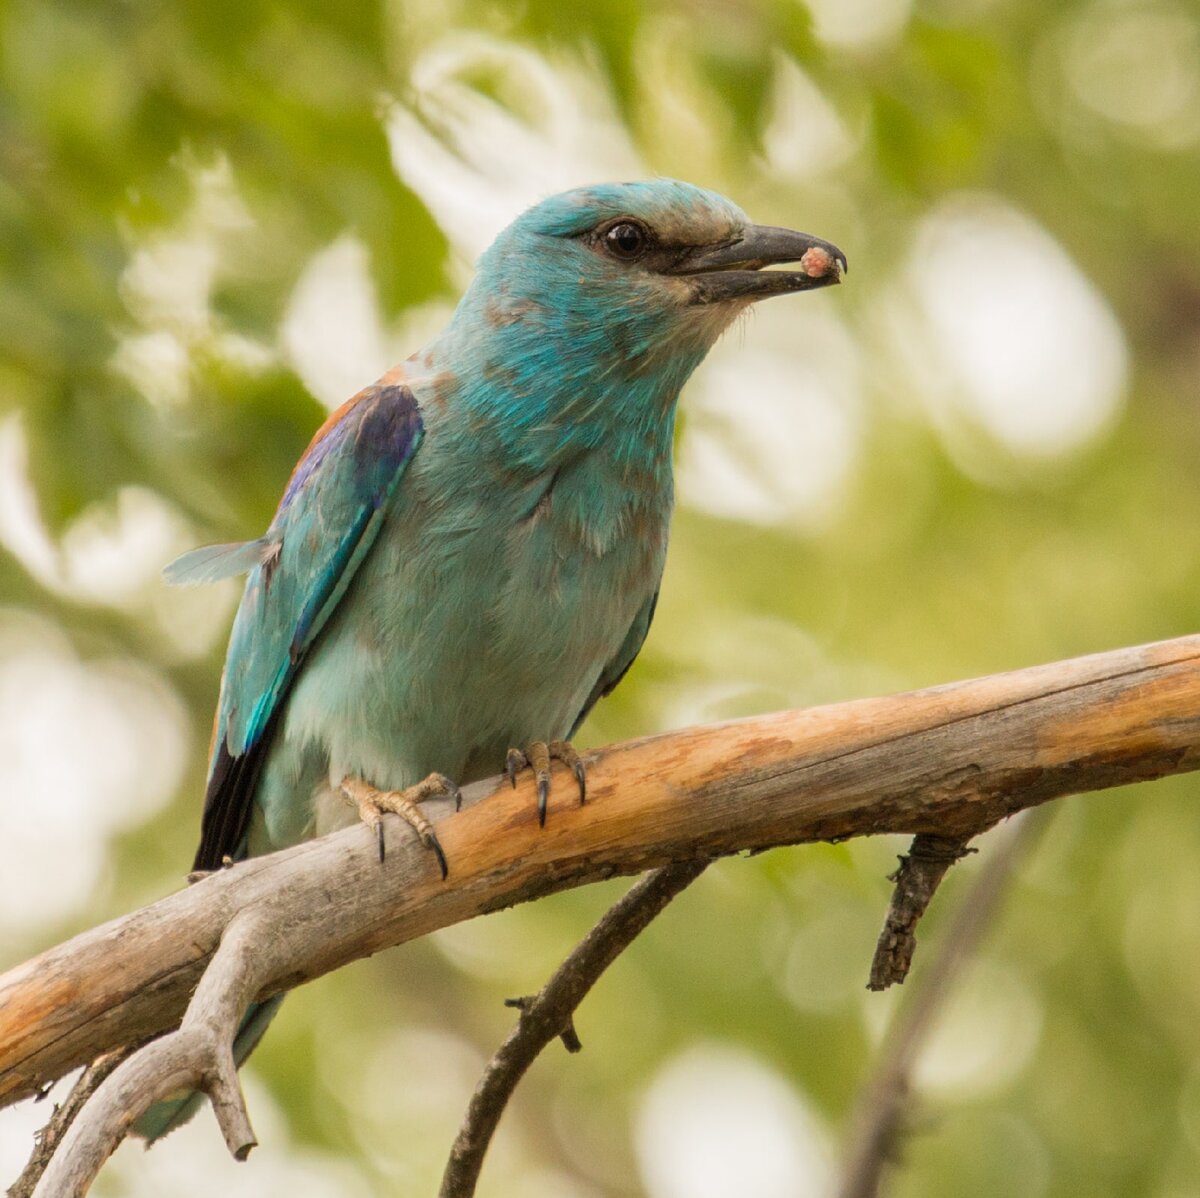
[29,907,281,1198]
[440,860,709,1198]
[868,833,977,990]
[1,633,1199,1193]
[7,1043,144,1198]
[839,811,1049,1198]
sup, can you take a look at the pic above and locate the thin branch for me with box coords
[0,633,1198,1191]
[839,811,1049,1198]
[7,1043,144,1198]
[440,860,709,1198]
[502,998,582,1053]
[31,908,278,1198]
[868,833,977,990]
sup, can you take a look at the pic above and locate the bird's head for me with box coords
[456,180,845,378]
[435,182,845,463]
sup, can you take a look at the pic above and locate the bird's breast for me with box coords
[281,424,671,805]
[489,454,669,676]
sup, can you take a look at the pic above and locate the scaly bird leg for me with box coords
[505,740,587,828]
[340,773,460,878]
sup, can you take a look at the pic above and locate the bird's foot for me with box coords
[505,740,586,827]
[340,772,460,878]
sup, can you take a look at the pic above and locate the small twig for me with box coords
[868,832,980,990]
[7,1043,144,1198]
[503,998,582,1052]
[440,859,709,1198]
[31,907,277,1198]
[840,811,1048,1198]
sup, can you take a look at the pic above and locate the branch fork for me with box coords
[29,908,276,1198]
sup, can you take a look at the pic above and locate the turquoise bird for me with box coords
[149,180,844,1137]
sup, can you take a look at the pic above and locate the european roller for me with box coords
[148,179,844,1137]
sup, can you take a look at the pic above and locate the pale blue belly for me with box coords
[249,454,668,852]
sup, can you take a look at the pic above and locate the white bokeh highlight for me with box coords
[801,0,914,50]
[1064,4,1200,149]
[111,155,276,410]
[0,613,188,936]
[860,955,1044,1099]
[679,302,862,528]
[282,235,399,408]
[635,1045,834,1198]
[385,34,643,263]
[888,193,1126,470]
[0,415,236,658]
[280,234,455,410]
[912,958,1043,1096]
[761,53,858,179]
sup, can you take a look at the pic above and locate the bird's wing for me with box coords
[569,588,660,737]
[189,382,424,870]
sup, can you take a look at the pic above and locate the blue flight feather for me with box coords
[192,382,423,871]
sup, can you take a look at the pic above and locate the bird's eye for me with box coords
[603,221,649,260]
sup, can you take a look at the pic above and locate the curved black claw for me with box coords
[505,747,526,790]
[427,831,449,881]
[416,774,456,879]
[380,817,449,881]
[343,772,457,880]
[504,740,587,827]
[431,772,463,814]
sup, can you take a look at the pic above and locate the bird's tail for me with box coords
[133,994,286,1143]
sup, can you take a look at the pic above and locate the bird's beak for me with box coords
[667,225,847,304]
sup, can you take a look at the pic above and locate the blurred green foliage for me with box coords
[3,0,1200,1195]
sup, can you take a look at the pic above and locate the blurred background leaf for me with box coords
[2,0,1199,1194]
